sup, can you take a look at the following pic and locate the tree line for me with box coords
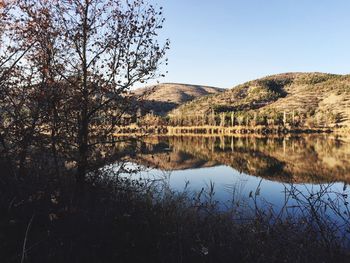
[136,109,343,128]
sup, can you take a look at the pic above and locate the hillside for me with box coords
[132,83,224,115]
[170,73,350,127]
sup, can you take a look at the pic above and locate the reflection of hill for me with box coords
[134,135,350,184]
[136,151,219,171]
[119,137,219,170]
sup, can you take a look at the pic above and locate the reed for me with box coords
[1,163,349,262]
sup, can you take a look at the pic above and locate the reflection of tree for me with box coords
[128,135,350,184]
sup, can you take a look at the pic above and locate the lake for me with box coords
[111,134,350,227]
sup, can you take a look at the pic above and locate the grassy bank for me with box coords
[1,161,350,263]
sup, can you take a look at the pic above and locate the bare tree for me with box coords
[1,0,169,181]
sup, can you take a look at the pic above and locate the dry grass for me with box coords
[1,164,350,263]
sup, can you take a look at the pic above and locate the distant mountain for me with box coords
[170,73,350,127]
[132,83,224,116]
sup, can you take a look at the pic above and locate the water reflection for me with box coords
[113,135,350,234]
[126,135,350,184]
[107,135,350,240]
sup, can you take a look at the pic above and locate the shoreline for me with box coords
[113,125,345,137]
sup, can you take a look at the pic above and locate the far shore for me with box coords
[113,125,350,137]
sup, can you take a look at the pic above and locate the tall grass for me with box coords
[1,162,350,262]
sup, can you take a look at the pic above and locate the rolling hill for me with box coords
[132,83,224,115]
[170,73,350,127]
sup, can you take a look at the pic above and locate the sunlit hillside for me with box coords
[132,83,223,115]
[170,73,350,127]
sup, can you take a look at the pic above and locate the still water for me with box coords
[114,134,350,220]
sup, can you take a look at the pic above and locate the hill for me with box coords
[132,83,224,115]
[169,73,350,127]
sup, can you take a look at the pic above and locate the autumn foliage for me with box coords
[0,0,169,180]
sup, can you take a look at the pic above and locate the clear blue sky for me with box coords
[154,0,350,89]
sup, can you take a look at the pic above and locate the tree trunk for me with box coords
[77,116,88,183]
[76,2,90,184]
